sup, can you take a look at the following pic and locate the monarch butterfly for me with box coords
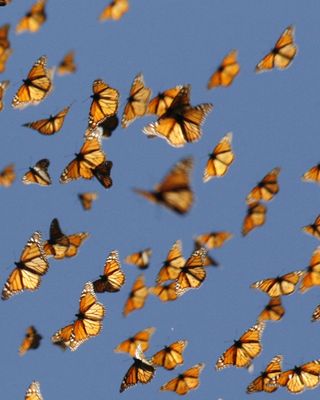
[123,274,148,316]
[156,240,185,284]
[0,163,15,187]
[124,248,152,270]
[119,345,155,393]
[0,80,9,111]
[160,363,205,395]
[203,133,235,182]
[99,114,119,138]
[114,327,155,357]
[147,85,184,117]
[302,163,320,184]
[143,85,213,147]
[88,79,119,129]
[57,51,76,76]
[93,161,113,189]
[0,24,11,73]
[25,381,43,400]
[242,202,267,236]
[16,0,47,34]
[256,26,297,72]
[303,215,320,240]
[246,167,281,204]
[2,231,49,300]
[93,250,125,293]
[176,247,207,291]
[246,355,283,393]
[271,360,320,394]
[149,282,182,302]
[250,271,303,297]
[121,73,151,128]
[51,281,105,351]
[19,326,42,356]
[207,50,240,89]
[12,55,53,109]
[99,0,129,21]
[23,106,70,135]
[0,48,12,73]
[151,340,188,370]
[312,304,320,322]
[257,296,285,322]
[78,192,98,210]
[22,159,52,186]
[194,231,233,250]
[43,218,89,260]
[300,247,320,293]
[133,157,194,215]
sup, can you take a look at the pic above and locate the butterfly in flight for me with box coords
[299,247,320,293]
[114,327,155,357]
[250,270,303,297]
[92,160,113,189]
[311,304,320,322]
[0,80,9,111]
[149,281,182,302]
[176,247,207,291]
[156,240,185,284]
[99,115,119,138]
[23,106,70,135]
[99,0,129,21]
[25,381,43,400]
[0,1,11,6]
[123,274,148,316]
[0,24,12,73]
[93,250,125,293]
[207,50,240,89]
[160,363,205,395]
[195,231,233,250]
[247,355,283,393]
[124,248,152,270]
[302,163,320,184]
[22,159,52,186]
[19,326,42,356]
[303,214,320,240]
[16,0,47,34]
[257,296,285,322]
[57,51,76,75]
[0,163,15,187]
[246,167,281,204]
[78,192,98,211]
[147,85,184,117]
[242,201,267,236]
[151,340,188,370]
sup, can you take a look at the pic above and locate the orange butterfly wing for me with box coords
[124,248,152,270]
[302,164,320,184]
[242,201,267,236]
[93,250,125,293]
[207,50,240,89]
[78,192,98,210]
[99,0,129,21]
[303,215,320,239]
[257,296,285,322]
[176,248,207,290]
[0,80,9,111]
[160,363,205,395]
[300,247,320,293]
[22,159,52,186]
[156,240,185,283]
[151,340,188,370]
[57,51,76,75]
[247,355,283,393]
[123,274,148,316]
[147,85,183,117]
[25,381,43,400]
[19,326,42,356]
[0,163,15,187]
[23,106,70,135]
[16,0,46,34]
[251,271,303,297]
[246,167,281,203]
[114,327,156,356]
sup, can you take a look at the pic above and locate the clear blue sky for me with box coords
[1,1,320,399]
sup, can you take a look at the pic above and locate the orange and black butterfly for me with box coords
[160,363,205,395]
[114,327,155,357]
[93,161,113,189]
[88,79,119,129]
[25,381,43,400]
[148,85,183,117]
[23,106,70,135]
[256,26,297,72]
[43,218,89,260]
[124,248,152,270]
[312,305,320,322]
[2,231,49,300]
[151,340,188,370]
[22,159,52,186]
[257,296,285,322]
[149,282,182,302]
[16,0,46,34]
[203,133,235,182]
[176,248,207,291]
[123,274,148,316]
[99,0,129,21]
[271,360,320,394]
[99,114,119,138]
[12,55,53,109]
[57,51,76,76]
[134,157,194,215]
[215,322,265,370]
[78,192,98,210]
[143,85,213,147]
[250,271,303,297]
[119,345,155,393]
[195,231,233,250]
[247,355,283,393]
[0,80,9,111]
[93,250,125,293]
[0,47,12,73]
[242,202,267,236]
[0,24,11,73]
[300,247,320,293]
[207,50,240,89]
[156,240,185,284]
[302,163,320,184]
[121,73,151,128]
[51,281,105,351]
[303,215,320,240]
[0,1,11,6]
[0,163,15,187]
[19,326,42,356]
[246,167,281,204]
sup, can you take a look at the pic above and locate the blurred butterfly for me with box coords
[99,0,129,21]
[0,48,11,73]
[302,163,320,184]
[250,270,303,297]
[151,340,188,370]
[176,247,207,290]
[160,363,205,395]
[119,345,155,393]
[195,231,233,250]
[121,73,151,128]
[114,327,155,357]
[246,355,283,393]
[312,304,320,322]
[22,159,52,186]
[133,157,194,215]
[124,248,152,270]
[0,0,11,6]
[93,250,125,293]
[149,282,182,302]
[256,26,297,72]
[2,231,49,300]
[144,85,213,147]
[257,296,285,322]
[99,114,119,138]
[207,50,240,89]
[0,24,11,73]
[271,360,320,394]
[123,274,148,316]
[300,247,320,293]
[147,85,183,117]
[19,326,42,356]
[23,106,70,135]
[43,218,89,260]
[242,202,267,236]
[16,0,46,34]
[88,79,119,129]
[57,51,76,76]
[303,214,320,240]
[93,160,113,189]
[12,55,53,109]
[215,322,265,370]
[246,167,281,204]
[193,240,218,267]
[25,381,43,400]
[203,133,235,182]
[156,240,185,284]
[0,163,15,187]
[0,80,9,111]
[51,281,105,351]
[78,192,98,211]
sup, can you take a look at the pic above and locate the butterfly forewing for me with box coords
[93,250,125,293]
[247,355,283,393]
[160,363,205,395]
[151,340,188,370]
[207,50,240,89]
[114,327,155,356]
